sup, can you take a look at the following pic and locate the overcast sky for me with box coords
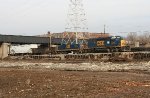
[0,0,150,36]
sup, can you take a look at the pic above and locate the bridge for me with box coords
[0,34,62,59]
[0,35,62,44]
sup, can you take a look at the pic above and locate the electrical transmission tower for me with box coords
[62,0,88,45]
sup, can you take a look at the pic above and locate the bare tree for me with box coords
[126,32,138,44]
[138,32,150,45]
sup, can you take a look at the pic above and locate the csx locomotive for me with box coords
[87,36,129,52]
[58,36,129,53]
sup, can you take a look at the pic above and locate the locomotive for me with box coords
[87,36,129,52]
[57,36,130,53]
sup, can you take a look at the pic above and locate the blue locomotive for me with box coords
[88,36,129,52]
[58,36,129,53]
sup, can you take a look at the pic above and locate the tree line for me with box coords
[126,32,150,45]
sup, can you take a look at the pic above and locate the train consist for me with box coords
[9,35,150,61]
[57,36,130,54]
[13,36,129,55]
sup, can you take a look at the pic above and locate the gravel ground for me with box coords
[0,68,150,98]
[0,61,150,72]
[0,61,150,98]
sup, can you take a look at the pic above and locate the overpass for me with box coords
[0,34,62,59]
[0,35,62,44]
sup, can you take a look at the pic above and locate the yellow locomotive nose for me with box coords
[121,40,126,47]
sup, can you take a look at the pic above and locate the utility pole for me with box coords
[104,25,106,34]
[47,31,51,51]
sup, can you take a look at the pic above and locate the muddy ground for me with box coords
[0,67,150,98]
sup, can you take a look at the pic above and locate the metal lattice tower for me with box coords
[62,0,88,45]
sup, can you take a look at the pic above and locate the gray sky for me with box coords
[0,0,150,36]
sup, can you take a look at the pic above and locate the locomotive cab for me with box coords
[109,36,130,52]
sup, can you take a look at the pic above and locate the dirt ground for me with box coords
[0,68,150,98]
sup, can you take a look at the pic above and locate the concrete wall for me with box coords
[0,43,9,59]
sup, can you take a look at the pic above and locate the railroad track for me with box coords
[8,51,150,62]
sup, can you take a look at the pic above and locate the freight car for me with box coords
[57,36,130,54]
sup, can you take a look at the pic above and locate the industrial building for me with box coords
[39,32,110,39]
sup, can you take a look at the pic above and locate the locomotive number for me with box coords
[97,41,104,46]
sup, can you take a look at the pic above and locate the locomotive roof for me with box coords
[89,36,123,40]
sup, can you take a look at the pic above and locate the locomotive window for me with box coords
[111,36,116,39]
[117,37,121,38]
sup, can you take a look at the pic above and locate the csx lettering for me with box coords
[97,41,104,46]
